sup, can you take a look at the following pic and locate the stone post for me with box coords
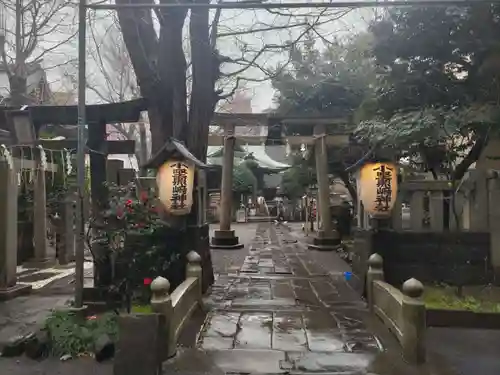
[28,147,53,267]
[211,123,243,249]
[308,124,340,251]
[59,193,76,264]
[487,170,500,277]
[0,159,31,299]
[470,169,489,231]
[401,278,426,365]
[366,253,384,312]
[186,251,202,298]
[150,276,175,359]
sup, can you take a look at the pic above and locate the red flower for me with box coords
[143,278,153,286]
[125,199,133,206]
[140,191,148,202]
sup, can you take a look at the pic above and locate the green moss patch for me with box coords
[423,285,500,313]
[131,305,153,314]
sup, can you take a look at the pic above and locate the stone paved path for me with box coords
[198,223,381,374]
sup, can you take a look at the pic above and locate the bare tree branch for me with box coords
[0,0,78,105]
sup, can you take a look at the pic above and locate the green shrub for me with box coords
[43,310,118,357]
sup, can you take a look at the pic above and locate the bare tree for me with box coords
[113,2,356,159]
[0,0,77,106]
[82,15,150,166]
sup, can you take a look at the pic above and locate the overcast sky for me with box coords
[7,1,379,112]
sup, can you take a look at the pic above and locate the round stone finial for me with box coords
[402,278,424,298]
[487,169,499,180]
[187,251,201,263]
[150,276,170,294]
[368,253,383,269]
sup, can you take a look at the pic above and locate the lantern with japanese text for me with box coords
[157,160,195,215]
[358,162,398,217]
[142,138,209,217]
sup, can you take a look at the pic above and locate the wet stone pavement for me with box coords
[199,223,382,374]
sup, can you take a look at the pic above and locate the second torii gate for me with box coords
[209,114,350,251]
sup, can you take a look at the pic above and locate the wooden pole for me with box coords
[89,121,111,286]
[75,0,87,308]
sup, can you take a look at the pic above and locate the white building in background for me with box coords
[214,90,292,188]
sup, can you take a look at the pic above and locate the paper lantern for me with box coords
[358,162,398,217]
[156,160,195,215]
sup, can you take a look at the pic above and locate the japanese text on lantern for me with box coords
[171,162,188,209]
[373,164,393,212]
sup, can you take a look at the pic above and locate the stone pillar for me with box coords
[308,124,340,251]
[0,159,31,300]
[58,193,76,265]
[470,169,489,231]
[211,123,243,249]
[487,170,500,277]
[186,251,202,298]
[150,277,175,359]
[366,253,384,312]
[26,147,53,267]
[401,278,426,364]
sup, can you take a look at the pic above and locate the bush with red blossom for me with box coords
[94,184,182,309]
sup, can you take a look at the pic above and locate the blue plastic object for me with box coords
[344,271,352,281]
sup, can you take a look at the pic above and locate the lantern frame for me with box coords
[142,137,211,217]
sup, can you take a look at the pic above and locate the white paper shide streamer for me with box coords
[65,148,73,176]
[38,145,47,170]
[0,144,13,169]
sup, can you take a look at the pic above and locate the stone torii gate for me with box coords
[209,114,350,251]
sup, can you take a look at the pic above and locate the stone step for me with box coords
[203,349,375,374]
[284,351,377,373]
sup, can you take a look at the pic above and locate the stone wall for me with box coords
[351,229,494,288]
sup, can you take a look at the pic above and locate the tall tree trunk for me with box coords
[188,0,217,161]
[158,7,188,142]
[10,0,28,107]
[9,75,28,106]
[116,0,218,292]
[116,0,174,154]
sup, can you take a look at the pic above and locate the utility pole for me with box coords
[75,0,87,308]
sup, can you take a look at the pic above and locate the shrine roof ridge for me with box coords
[142,137,211,170]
